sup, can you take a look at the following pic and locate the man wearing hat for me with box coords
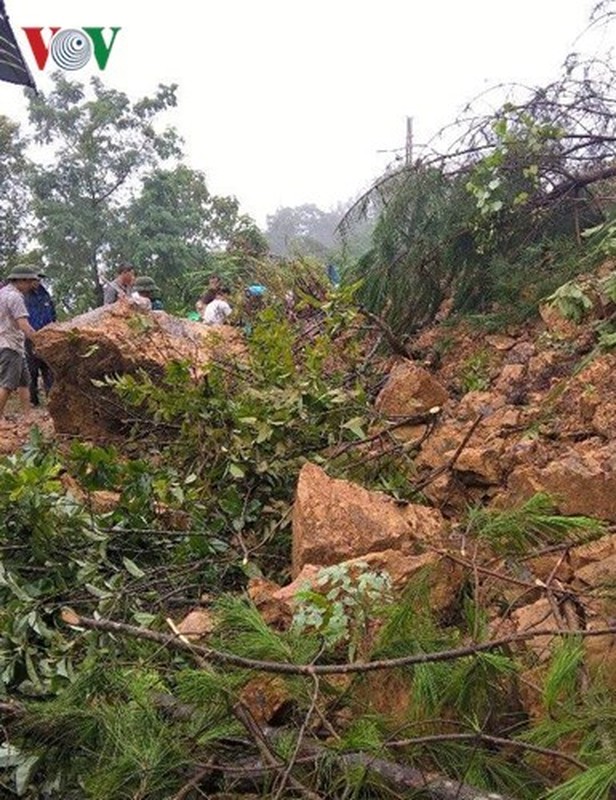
[131,276,162,311]
[0,266,39,418]
[24,271,56,406]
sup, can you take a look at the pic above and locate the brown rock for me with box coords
[456,391,505,420]
[176,608,216,641]
[548,353,616,439]
[505,438,539,469]
[485,334,517,351]
[569,534,616,572]
[89,490,121,513]
[505,341,536,365]
[344,550,437,590]
[417,406,514,487]
[454,441,507,485]
[238,676,292,725]
[277,551,462,614]
[375,361,448,418]
[414,421,460,469]
[0,411,54,455]
[60,474,120,512]
[494,364,526,395]
[272,564,321,603]
[34,301,244,438]
[583,620,616,691]
[575,553,616,589]
[291,463,446,576]
[507,443,616,521]
[510,598,558,660]
[525,553,572,584]
[247,577,294,629]
[539,303,581,338]
[356,670,413,724]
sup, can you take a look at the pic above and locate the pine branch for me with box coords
[337,753,518,800]
[387,732,586,770]
[359,308,413,358]
[328,407,441,459]
[233,701,323,800]
[272,674,320,800]
[61,608,616,676]
[227,713,519,800]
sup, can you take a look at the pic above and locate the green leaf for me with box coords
[123,557,146,579]
[15,755,39,796]
[229,463,245,479]
[342,417,365,439]
[133,612,157,627]
[0,744,24,769]
[241,560,263,579]
[85,583,113,599]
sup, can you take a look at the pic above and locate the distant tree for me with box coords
[27,73,181,312]
[0,117,31,271]
[118,165,263,304]
[265,203,343,258]
[226,224,269,259]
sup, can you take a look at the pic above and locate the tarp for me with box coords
[0,0,36,90]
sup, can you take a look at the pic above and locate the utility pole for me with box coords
[405,116,413,166]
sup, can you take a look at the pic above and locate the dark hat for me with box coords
[133,275,160,295]
[5,266,40,281]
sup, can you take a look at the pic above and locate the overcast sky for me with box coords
[0,0,606,226]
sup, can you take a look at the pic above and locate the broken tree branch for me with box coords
[61,608,616,677]
[233,701,322,800]
[411,413,484,492]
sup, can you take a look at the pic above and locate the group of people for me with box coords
[0,261,271,419]
[194,275,268,330]
[0,265,56,420]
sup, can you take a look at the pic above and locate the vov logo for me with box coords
[22,27,121,71]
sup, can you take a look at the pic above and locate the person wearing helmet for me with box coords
[131,276,162,311]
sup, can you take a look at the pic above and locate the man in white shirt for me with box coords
[202,287,232,326]
[0,266,39,418]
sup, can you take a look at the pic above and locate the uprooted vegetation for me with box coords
[2,270,616,800]
[341,43,616,336]
[3,8,616,797]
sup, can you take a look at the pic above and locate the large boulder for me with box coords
[550,352,616,440]
[34,301,244,438]
[375,361,448,418]
[507,441,616,522]
[291,462,447,575]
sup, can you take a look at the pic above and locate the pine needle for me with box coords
[545,762,616,800]
[543,637,585,711]
[465,493,606,554]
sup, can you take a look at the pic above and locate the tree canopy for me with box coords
[0,116,30,266]
[343,45,616,333]
[22,73,264,313]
